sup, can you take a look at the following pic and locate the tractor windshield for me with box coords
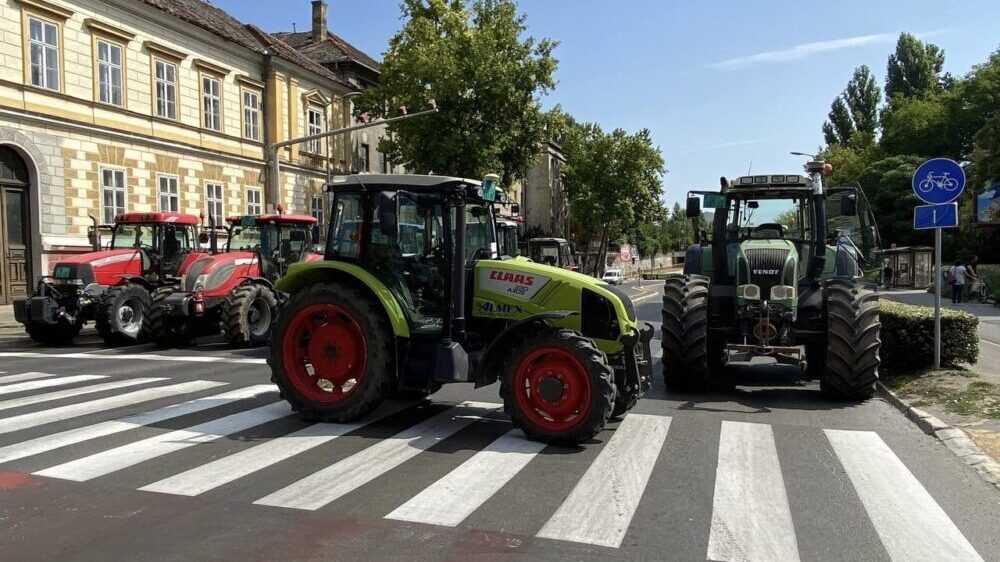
[725,196,814,242]
[228,225,263,251]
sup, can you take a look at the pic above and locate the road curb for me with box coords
[877,381,1000,490]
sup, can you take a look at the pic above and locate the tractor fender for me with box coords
[475,310,577,388]
[683,244,704,275]
[235,276,274,290]
[120,276,153,291]
[275,261,411,338]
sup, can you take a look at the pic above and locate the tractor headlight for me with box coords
[737,284,761,300]
[770,285,796,300]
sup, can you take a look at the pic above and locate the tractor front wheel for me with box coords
[269,284,394,422]
[500,330,614,445]
[661,274,715,391]
[818,279,881,400]
[222,284,278,347]
[148,287,192,348]
[95,284,151,345]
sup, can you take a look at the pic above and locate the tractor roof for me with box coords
[728,174,813,190]
[326,174,484,195]
[115,212,199,226]
[530,237,568,243]
[225,214,317,225]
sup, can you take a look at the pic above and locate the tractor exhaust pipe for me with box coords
[209,211,218,255]
[87,215,101,251]
[452,191,467,341]
[806,161,829,280]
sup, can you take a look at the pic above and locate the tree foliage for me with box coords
[885,33,945,101]
[359,0,557,187]
[823,65,881,145]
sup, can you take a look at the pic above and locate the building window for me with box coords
[28,17,59,91]
[306,107,324,154]
[202,76,221,131]
[310,194,325,226]
[246,187,262,215]
[360,143,370,172]
[154,59,176,119]
[204,182,223,220]
[97,39,124,106]
[100,167,126,224]
[157,175,179,212]
[381,152,390,174]
[243,90,260,141]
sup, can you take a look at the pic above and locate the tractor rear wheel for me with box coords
[222,284,278,347]
[500,329,614,445]
[661,274,714,391]
[148,287,192,348]
[24,317,82,345]
[818,279,880,400]
[269,283,394,422]
[95,284,151,345]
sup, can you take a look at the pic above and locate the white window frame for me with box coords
[100,166,126,224]
[202,75,222,131]
[242,90,261,141]
[154,59,177,120]
[157,174,179,212]
[27,16,59,91]
[306,107,324,154]
[97,39,124,106]
[310,194,325,227]
[204,181,224,221]
[246,187,262,215]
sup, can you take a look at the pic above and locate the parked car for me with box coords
[602,268,624,285]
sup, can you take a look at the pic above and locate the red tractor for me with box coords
[148,213,321,347]
[13,212,204,345]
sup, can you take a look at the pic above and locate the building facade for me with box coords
[0,0,383,305]
[520,140,569,239]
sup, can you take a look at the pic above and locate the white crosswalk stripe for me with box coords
[536,414,671,548]
[826,429,985,562]
[254,401,499,511]
[0,380,216,435]
[386,428,546,527]
[0,383,270,465]
[707,421,800,562]
[0,374,107,396]
[0,372,59,383]
[139,401,412,496]
[35,401,291,482]
[0,377,164,412]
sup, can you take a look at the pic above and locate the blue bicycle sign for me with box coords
[912,158,965,204]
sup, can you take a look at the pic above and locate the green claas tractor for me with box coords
[269,174,653,444]
[663,161,882,399]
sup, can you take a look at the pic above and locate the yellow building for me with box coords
[0,0,383,305]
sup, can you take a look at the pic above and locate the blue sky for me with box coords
[213,0,1000,207]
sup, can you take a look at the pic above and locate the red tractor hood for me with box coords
[55,249,142,285]
[184,252,261,297]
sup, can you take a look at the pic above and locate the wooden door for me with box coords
[0,146,31,305]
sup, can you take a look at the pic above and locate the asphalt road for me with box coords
[0,285,998,562]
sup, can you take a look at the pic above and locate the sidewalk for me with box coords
[0,304,16,330]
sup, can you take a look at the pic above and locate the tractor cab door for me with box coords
[158,224,194,277]
[825,187,880,279]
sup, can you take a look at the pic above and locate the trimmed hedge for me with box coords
[880,301,979,373]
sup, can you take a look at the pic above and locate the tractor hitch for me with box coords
[724,343,804,368]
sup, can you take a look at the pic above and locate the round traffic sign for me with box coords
[912,158,965,205]
[619,245,631,261]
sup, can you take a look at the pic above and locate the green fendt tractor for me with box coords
[662,160,882,399]
[268,174,653,444]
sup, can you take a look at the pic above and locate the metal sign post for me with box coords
[912,158,966,370]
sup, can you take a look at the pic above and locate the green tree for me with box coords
[818,142,881,186]
[823,65,881,145]
[885,33,945,101]
[857,155,928,247]
[879,92,956,158]
[359,0,557,187]
[563,124,666,275]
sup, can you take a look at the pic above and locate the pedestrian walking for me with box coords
[883,263,894,290]
[949,259,968,304]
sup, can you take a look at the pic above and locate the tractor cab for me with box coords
[105,212,201,281]
[225,214,321,279]
[496,218,521,258]
[528,237,576,270]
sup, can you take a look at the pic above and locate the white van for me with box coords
[602,268,624,285]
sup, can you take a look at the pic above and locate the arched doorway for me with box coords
[0,146,32,305]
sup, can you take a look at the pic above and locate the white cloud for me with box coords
[677,139,766,155]
[707,29,956,71]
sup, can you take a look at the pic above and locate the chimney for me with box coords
[311,1,327,40]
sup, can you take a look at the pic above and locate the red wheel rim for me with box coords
[513,346,592,432]
[282,303,368,403]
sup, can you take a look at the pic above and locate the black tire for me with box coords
[24,317,82,345]
[148,287,192,348]
[222,284,278,347]
[269,283,395,422]
[818,279,880,400]
[661,274,713,391]
[95,284,151,346]
[499,329,615,445]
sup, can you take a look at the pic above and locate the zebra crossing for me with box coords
[0,370,989,561]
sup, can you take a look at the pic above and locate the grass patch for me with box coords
[889,370,1000,419]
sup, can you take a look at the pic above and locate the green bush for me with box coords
[880,301,979,373]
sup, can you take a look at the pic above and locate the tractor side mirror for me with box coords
[511,203,520,216]
[377,194,398,238]
[840,194,858,217]
[198,232,209,245]
[87,215,101,251]
[289,229,307,242]
[686,196,701,218]
[311,224,321,245]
